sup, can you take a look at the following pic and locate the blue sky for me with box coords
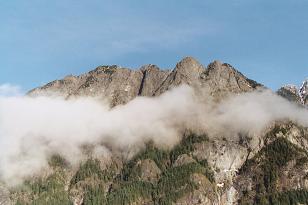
[0,0,307,92]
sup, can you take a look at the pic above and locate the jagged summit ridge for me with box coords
[28,57,262,106]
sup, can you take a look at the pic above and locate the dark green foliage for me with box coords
[198,159,215,183]
[239,137,308,205]
[158,162,204,192]
[83,184,106,205]
[263,137,300,167]
[27,171,66,196]
[168,132,214,182]
[107,162,211,205]
[137,144,169,171]
[274,189,308,205]
[121,142,169,181]
[295,156,308,167]
[68,158,112,205]
[70,158,111,187]
[257,189,308,205]
[156,185,196,205]
[241,137,303,174]
[156,162,208,205]
[109,134,213,205]
[15,200,23,205]
[31,190,72,205]
[107,181,154,205]
[170,133,208,163]
[17,170,72,205]
[14,133,214,205]
[48,154,68,168]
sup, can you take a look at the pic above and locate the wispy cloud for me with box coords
[0,84,23,97]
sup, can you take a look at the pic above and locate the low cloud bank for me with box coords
[0,85,307,185]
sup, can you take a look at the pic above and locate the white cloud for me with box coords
[0,84,22,97]
[0,86,308,186]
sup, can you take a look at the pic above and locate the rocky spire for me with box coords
[153,57,205,95]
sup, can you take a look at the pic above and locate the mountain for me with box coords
[28,57,261,106]
[2,57,308,205]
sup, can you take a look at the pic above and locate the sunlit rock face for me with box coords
[28,57,261,106]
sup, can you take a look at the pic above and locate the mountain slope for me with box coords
[4,57,308,205]
[7,123,308,205]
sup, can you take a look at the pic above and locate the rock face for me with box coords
[277,79,308,106]
[173,154,196,167]
[135,159,161,183]
[277,85,301,104]
[28,57,261,106]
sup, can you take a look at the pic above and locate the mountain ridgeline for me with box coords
[2,57,308,205]
[28,57,262,106]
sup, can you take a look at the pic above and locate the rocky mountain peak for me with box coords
[199,60,262,98]
[174,56,204,74]
[168,56,205,85]
[29,57,262,105]
[153,57,206,95]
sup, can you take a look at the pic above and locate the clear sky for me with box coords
[0,0,307,92]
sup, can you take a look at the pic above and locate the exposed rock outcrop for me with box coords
[135,159,161,183]
[277,85,301,104]
[173,154,196,168]
[277,79,308,106]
